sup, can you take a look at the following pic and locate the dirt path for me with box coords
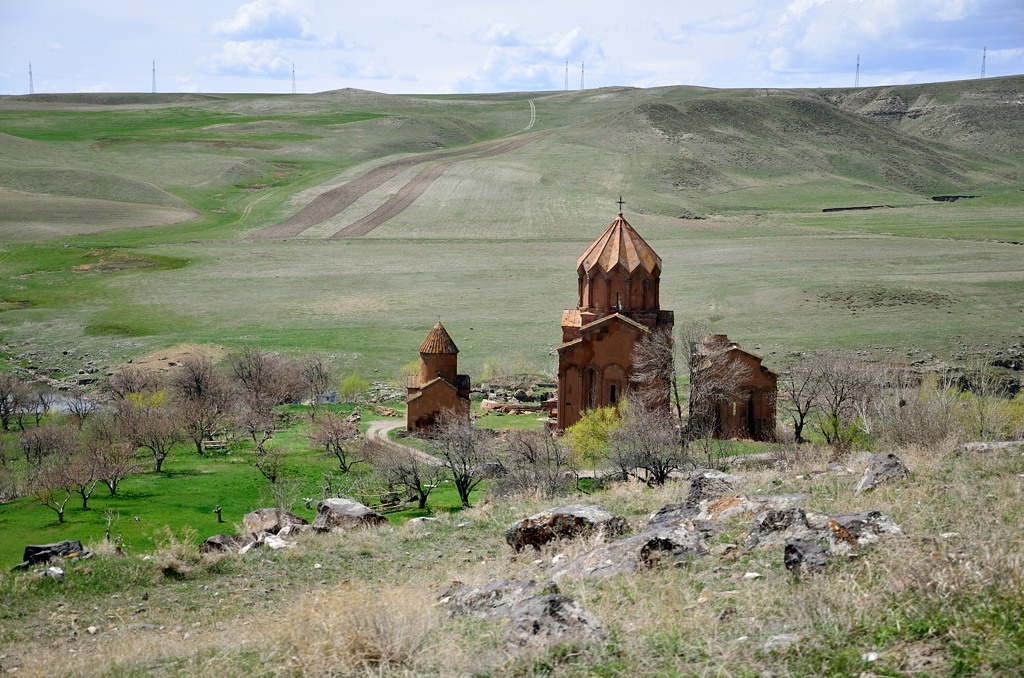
[366,419,445,467]
[330,130,551,238]
[251,101,548,239]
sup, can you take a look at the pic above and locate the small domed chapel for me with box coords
[556,211,675,430]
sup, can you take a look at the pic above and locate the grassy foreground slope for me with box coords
[0,77,1022,380]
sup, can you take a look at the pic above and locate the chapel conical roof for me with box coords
[577,213,661,276]
[419,322,459,354]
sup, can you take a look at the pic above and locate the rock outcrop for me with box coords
[441,579,557,620]
[242,508,309,536]
[505,594,605,649]
[855,453,909,494]
[552,523,703,580]
[505,504,627,551]
[311,498,387,533]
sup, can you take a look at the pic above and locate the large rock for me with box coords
[744,508,818,549]
[505,504,628,551]
[687,469,744,505]
[242,508,308,536]
[311,498,387,533]
[199,533,246,554]
[552,524,704,580]
[441,579,557,620]
[505,595,605,649]
[645,470,744,529]
[855,453,909,494]
[827,511,902,554]
[19,540,90,568]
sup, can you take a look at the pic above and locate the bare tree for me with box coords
[631,327,682,422]
[20,424,75,467]
[67,443,101,510]
[778,360,822,444]
[961,359,1011,440]
[366,439,445,509]
[104,365,160,402]
[28,455,75,524]
[309,411,363,472]
[170,354,231,455]
[492,430,577,499]
[227,347,303,485]
[686,329,753,440]
[810,352,878,451]
[65,387,99,429]
[21,427,77,523]
[83,414,139,496]
[431,409,491,509]
[120,391,182,473]
[300,353,335,421]
[873,366,961,446]
[632,320,752,448]
[610,401,686,486]
[31,386,55,428]
[0,373,31,432]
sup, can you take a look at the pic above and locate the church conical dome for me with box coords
[577,213,661,277]
[419,322,459,354]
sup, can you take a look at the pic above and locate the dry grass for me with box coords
[279,584,438,676]
[3,441,1022,676]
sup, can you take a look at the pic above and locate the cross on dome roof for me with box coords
[419,321,459,354]
[577,212,661,276]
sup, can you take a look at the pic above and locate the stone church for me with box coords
[406,322,471,431]
[556,212,675,430]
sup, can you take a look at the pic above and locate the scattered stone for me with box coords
[828,511,902,554]
[762,633,800,653]
[199,534,246,554]
[19,540,91,568]
[87,626,98,635]
[505,504,628,551]
[784,540,828,578]
[855,453,909,494]
[954,441,1024,456]
[744,508,817,549]
[242,508,308,536]
[551,524,704,580]
[311,498,387,533]
[406,517,438,525]
[441,579,557,620]
[742,572,763,580]
[505,594,605,649]
[42,566,65,581]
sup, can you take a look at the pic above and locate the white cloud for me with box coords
[46,41,63,52]
[484,24,524,47]
[213,0,313,40]
[204,40,291,76]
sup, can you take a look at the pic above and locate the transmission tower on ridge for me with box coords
[152,60,156,93]
[29,62,34,95]
[980,47,987,79]
[292,62,297,94]
[580,61,584,90]
[855,54,860,87]
[564,59,568,91]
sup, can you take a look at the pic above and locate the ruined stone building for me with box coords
[406,322,470,431]
[689,334,777,441]
[556,212,675,430]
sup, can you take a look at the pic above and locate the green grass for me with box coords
[0,402,487,570]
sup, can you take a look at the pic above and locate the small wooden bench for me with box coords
[202,440,228,451]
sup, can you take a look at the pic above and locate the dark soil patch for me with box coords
[819,285,957,311]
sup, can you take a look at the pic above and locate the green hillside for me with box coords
[0,77,1022,381]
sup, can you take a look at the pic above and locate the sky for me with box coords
[1,0,1022,96]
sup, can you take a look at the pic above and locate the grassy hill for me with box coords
[0,76,1022,381]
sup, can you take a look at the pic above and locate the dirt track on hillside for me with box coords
[251,130,550,239]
